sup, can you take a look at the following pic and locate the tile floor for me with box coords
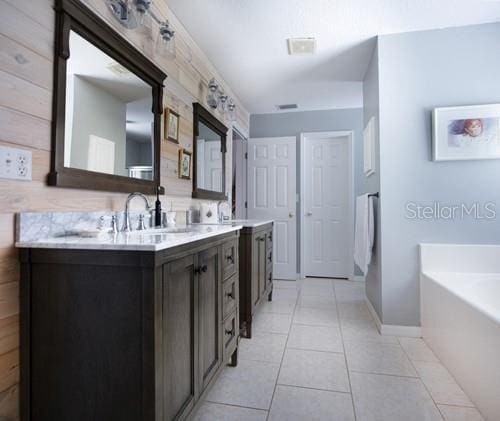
[192,279,484,421]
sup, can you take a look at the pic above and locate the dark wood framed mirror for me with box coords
[192,103,228,201]
[49,0,167,194]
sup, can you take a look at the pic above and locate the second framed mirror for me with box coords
[192,103,228,200]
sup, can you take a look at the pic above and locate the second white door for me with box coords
[302,132,352,279]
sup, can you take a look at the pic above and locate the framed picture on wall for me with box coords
[165,108,180,143]
[432,104,500,161]
[178,149,192,180]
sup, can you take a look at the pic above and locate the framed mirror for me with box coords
[192,103,228,201]
[49,0,167,194]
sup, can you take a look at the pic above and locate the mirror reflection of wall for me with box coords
[64,31,154,180]
[196,121,224,193]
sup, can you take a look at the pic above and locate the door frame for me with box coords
[231,126,248,219]
[299,131,355,280]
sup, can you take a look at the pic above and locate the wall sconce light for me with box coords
[106,0,175,58]
[206,78,237,121]
[157,20,176,58]
[228,99,237,122]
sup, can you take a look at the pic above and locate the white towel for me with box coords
[354,194,375,275]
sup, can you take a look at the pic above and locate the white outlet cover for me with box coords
[0,145,32,181]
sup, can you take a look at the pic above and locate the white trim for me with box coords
[352,275,365,282]
[299,131,355,280]
[365,296,422,338]
[365,295,383,332]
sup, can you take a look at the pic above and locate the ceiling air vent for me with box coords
[276,104,298,111]
[287,38,317,55]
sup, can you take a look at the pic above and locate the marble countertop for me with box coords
[194,219,274,228]
[15,224,243,252]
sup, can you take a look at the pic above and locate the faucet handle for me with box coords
[137,214,149,231]
[98,215,119,234]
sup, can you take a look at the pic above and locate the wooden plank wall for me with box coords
[0,0,250,418]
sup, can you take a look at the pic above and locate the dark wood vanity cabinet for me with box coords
[239,223,274,338]
[20,231,240,421]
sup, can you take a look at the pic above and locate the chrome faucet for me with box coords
[122,192,151,232]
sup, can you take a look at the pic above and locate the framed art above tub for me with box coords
[432,103,500,161]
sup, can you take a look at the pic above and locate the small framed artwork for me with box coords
[165,108,180,143]
[178,149,192,180]
[432,104,500,161]
[363,117,376,176]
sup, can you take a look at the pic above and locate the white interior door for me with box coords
[302,132,352,278]
[205,141,223,192]
[248,137,297,280]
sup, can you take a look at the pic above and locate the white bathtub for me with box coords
[420,244,500,421]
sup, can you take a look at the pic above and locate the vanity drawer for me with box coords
[222,239,238,280]
[223,311,238,357]
[222,274,238,319]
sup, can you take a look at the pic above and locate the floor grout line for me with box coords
[264,279,299,421]
[333,279,358,421]
[398,336,446,420]
[276,383,353,395]
[204,399,270,413]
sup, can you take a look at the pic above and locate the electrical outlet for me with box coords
[0,145,32,181]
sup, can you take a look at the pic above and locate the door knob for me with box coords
[306,212,313,216]
[289,212,294,218]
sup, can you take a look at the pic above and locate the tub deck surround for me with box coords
[420,243,500,421]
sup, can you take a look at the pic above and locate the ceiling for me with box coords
[167,0,500,114]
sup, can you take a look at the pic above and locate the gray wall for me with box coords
[250,108,365,273]
[377,22,500,326]
[362,43,383,320]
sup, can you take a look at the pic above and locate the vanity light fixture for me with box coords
[106,0,176,57]
[206,78,237,121]
[228,99,237,122]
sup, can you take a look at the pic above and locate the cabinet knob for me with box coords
[225,328,234,336]
[226,291,234,299]
[259,237,265,242]
[226,255,234,263]
[201,265,208,273]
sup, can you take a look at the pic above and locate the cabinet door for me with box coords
[198,246,222,392]
[258,235,267,297]
[163,255,197,421]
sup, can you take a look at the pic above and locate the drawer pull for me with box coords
[225,328,234,336]
[195,265,208,274]
[226,255,234,263]
[226,291,234,299]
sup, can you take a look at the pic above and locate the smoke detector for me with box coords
[287,38,317,55]
[276,104,298,111]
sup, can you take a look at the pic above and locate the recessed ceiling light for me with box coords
[287,38,317,55]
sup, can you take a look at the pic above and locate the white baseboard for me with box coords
[364,296,422,338]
